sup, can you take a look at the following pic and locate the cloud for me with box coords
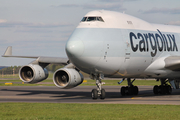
[97,0,123,2]
[98,0,139,2]
[0,21,73,28]
[140,7,180,14]
[51,4,80,8]
[0,39,9,45]
[167,21,180,26]
[84,3,125,10]
[52,3,126,11]
[26,22,73,28]
[0,19,7,23]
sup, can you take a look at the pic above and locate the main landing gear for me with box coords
[91,77,139,99]
[153,79,172,95]
[120,78,139,96]
[91,74,106,100]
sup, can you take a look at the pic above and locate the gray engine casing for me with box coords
[53,68,84,89]
[19,64,49,83]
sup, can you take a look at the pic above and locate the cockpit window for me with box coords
[87,17,96,21]
[97,17,104,22]
[81,17,87,22]
[81,16,104,22]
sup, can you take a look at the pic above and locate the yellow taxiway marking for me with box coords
[5,82,13,85]
[83,80,87,83]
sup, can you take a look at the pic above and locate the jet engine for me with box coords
[53,68,84,89]
[19,64,49,83]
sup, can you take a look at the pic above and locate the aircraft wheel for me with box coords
[128,87,133,95]
[160,85,166,94]
[153,85,159,95]
[125,86,129,95]
[100,89,106,99]
[121,87,126,96]
[133,86,139,95]
[166,85,172,94]
[92,89,98,100]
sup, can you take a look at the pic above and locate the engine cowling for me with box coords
[19,64,49,83]
[53,68,84,89]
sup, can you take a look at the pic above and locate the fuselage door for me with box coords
[122,30,131,61]
[118,29,131,76]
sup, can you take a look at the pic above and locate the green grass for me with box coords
[0,79,161,86]
[0,74,162,86]
[0,74,19,78]
[83,79,161,86]
[0,103,179,120]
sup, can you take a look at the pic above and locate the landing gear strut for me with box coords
[91,74,105,100]
[120,78,139,96]
[153,79,172,95]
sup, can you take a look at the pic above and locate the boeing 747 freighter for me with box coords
[3,10,180,99]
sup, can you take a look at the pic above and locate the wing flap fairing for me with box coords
[164,56,180,71]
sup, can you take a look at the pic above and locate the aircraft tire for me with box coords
[168,85,172,94]
[160,85,166,94]
[92,89,98,99]
[133,86,139,95]
[166,85,172,94]
[153,85,159,95]
[125,86,129,95]
[128,87,133,95]
[100,89,106,99]
[121,87,126,96]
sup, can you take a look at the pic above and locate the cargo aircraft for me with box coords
[2,10,180,99]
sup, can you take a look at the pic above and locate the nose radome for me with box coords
[66,39,84,57]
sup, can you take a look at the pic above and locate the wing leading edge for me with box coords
[2,46,69,65]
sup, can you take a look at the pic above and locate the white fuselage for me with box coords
[65,10,180,79]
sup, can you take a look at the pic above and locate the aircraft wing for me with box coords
[2,46,69,65]
[164,56,180,71]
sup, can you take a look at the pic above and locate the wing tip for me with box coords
[3,46,12,57]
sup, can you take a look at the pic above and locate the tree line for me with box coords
[0,64,64,75]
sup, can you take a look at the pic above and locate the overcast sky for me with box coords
[0,0,180,66]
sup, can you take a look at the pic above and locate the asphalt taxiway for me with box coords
[0,86,180,105]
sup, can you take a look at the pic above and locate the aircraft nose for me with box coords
[65,38,84,58]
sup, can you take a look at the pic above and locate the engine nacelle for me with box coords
[19,64,49,83]
[53,68,84,89]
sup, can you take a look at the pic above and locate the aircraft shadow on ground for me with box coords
[1,88,180,101]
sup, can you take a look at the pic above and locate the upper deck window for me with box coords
[81,16,104,22]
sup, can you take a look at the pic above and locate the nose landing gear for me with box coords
[91,74,106,100]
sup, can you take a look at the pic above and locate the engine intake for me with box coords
[53,68,84,89]
[19,64,48,83]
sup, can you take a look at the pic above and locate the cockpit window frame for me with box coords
[87,17,97,21]
[81,16,104,22]
[97,17,104,22]
[81,17,87,22]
